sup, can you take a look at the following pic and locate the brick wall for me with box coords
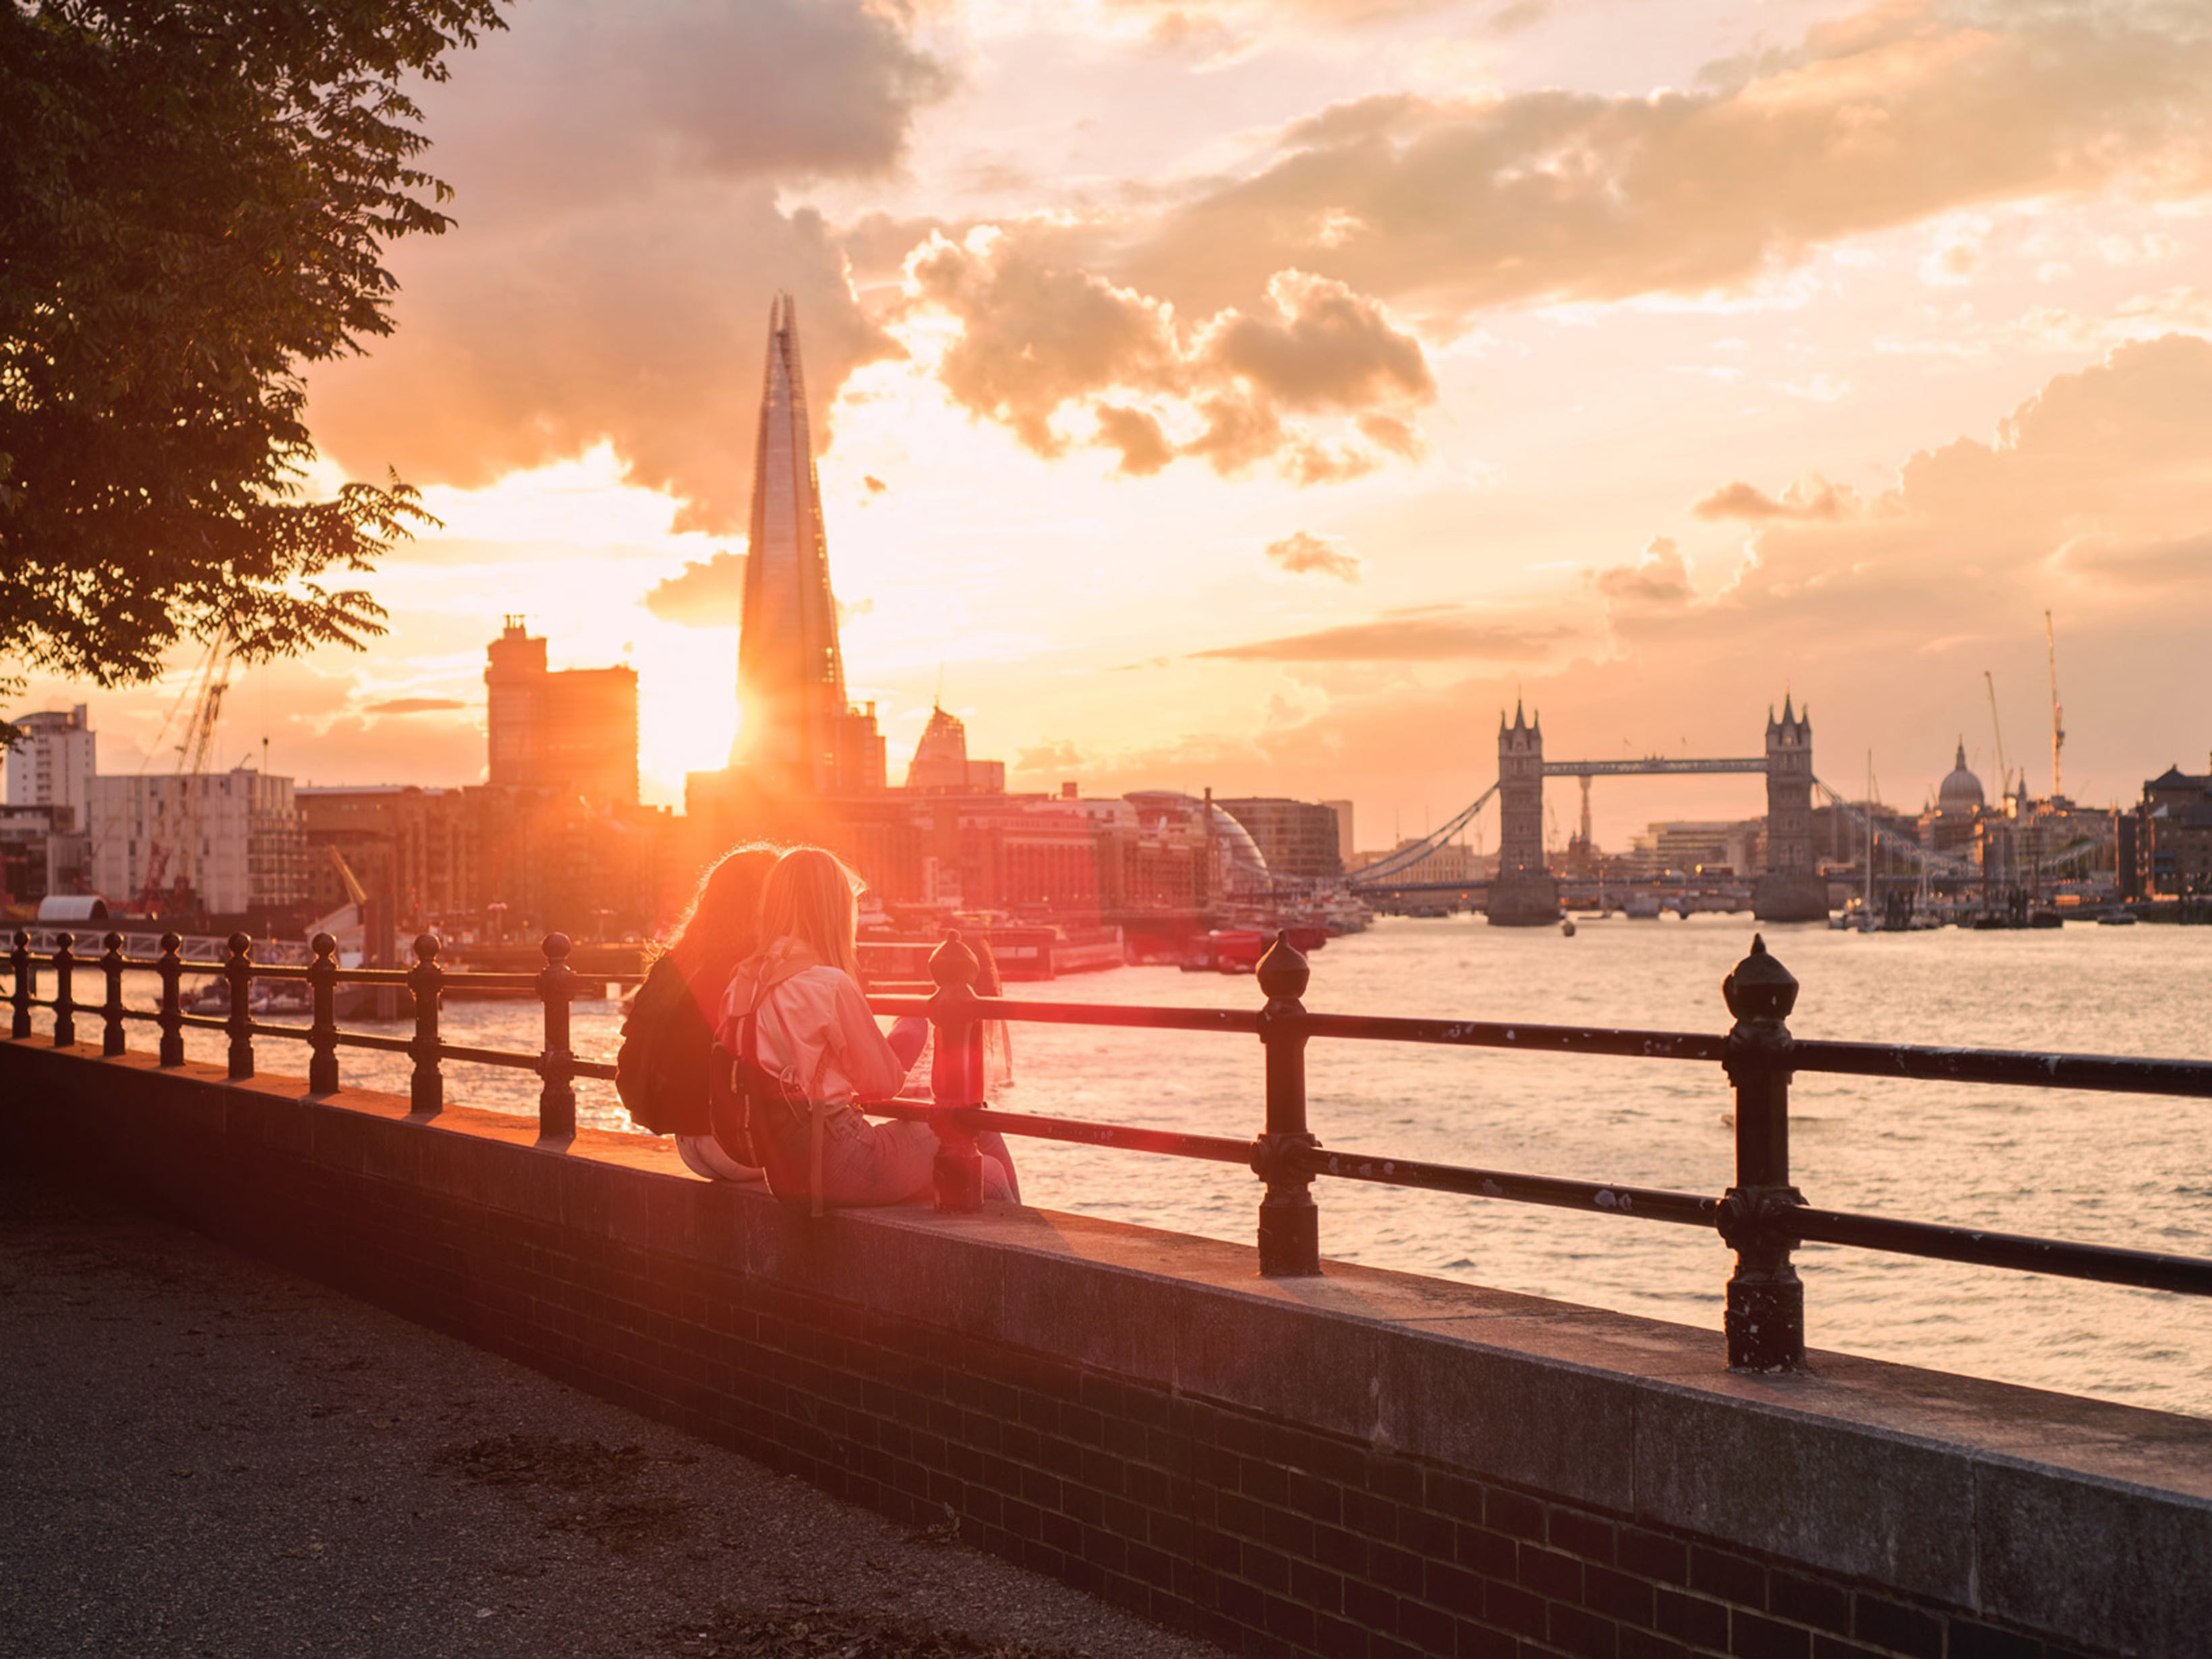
[5,1039,2200,1659]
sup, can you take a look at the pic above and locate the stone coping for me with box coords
[7,1039,2210,1651]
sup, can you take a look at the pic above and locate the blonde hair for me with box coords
[756,846,864,982]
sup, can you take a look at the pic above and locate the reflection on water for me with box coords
[144,914,2212,1418]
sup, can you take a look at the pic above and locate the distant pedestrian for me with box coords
[719,846,1015,1212]
[616,842,780,1180]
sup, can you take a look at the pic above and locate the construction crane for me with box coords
[1983,669,2012,809]
[2045,610,2065,799]
[136,637,233,914]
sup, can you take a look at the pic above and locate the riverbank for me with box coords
[0,1169,1215,1659]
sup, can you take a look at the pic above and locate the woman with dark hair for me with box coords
[718,845,1015,1211]
[616,842,780,1179]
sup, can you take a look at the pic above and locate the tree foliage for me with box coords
[0,0,504,723]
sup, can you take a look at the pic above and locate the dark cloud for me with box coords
[643,550,747,627]
[1191,606,1569,661]
[359,697,470,716]
[1120,4,2212,318]
[1265,531,1362,581]
[901,237,1434,481]
[308,0,949,534]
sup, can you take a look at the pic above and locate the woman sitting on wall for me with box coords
[720,846,1015,1210]
[616,842,780,1180]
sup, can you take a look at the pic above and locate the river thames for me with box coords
[161,914,2212,1418]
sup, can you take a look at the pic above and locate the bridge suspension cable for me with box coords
[1347,784,1498,886]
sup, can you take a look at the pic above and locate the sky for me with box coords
[19,0,2212,852]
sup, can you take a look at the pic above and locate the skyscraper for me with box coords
[732,294,883,795]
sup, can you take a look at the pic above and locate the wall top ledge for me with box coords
[200,1051,2211,1518]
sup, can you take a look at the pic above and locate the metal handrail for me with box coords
[10,923,2212,1373]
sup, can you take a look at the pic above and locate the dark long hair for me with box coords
[658,842,780,988]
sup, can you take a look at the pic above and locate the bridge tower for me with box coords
[1751,696,1828,922]
[1487,701,1562,926]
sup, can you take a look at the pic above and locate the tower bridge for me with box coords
[1351,698,1830,925]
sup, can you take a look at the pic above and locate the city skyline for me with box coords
[9,0,2211,848]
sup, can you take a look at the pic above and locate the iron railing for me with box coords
[9,925,2212,1372]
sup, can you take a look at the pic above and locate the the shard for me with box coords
[732,295,883,794]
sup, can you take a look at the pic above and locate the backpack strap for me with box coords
[742,979,836,1218]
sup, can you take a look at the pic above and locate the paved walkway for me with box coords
[0,1171,1219,1659]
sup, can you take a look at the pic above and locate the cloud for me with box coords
[1118,3,2212,318]
[1063,333,2212,822]
[2012,286,2212,354]
[899,235,1434,481]
[1191,606,1569,661]
[1265,531,1362,581]
[643,550,747,627]
[1013,738,1086,776]
[1593,536,1691,608]
[307,0,950,534]
[1691,474,1855,522]
[2054,529,2212,586]
[1635,334,2212,656]
[1095,405,1175,476]
[358,697,471,716]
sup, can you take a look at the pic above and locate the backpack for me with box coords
[709,981,833,1215]
[615,957,711,1136]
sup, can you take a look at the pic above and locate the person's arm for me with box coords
[828,973,914,1101]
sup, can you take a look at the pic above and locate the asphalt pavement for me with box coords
[0,1169,1216,1659]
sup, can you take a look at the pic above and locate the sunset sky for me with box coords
[21,0,2212,851]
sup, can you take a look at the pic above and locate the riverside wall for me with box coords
[3,1037,2207,1659]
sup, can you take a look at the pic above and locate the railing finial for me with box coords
[409,933,445,1116]
[1254,930,1320,1277]
[8,931,29,1041]
[927,927,986,1211]
[535,933,577,1140]
[156,933,185,1066]
[1256,930,1310,1001]
[50,931,76,1048]
[100,931,126,1057]
[1723,932,1798,1022]
[224,933,254,1080]
[929,928,979,990]
[306,933,340,1095]
[1721,932,1805,1371]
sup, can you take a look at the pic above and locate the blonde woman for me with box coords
[720,846,1014,1209]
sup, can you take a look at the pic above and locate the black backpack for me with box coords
[614,957,713,1136]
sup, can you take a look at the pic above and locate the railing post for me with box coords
[306,933,340,1094]
[1252,931,1321,1277]
[536,933,577,1139]
[156,933,185,1066]
[100,931,125,1057]
[409,933,444,1116]
[51,931,75,1048]
[225,933,254,1081]
[11,929,34,1039]
[1720,934,1806,1371]
[927,930,985,1212]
